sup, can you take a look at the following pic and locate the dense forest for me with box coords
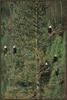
[1,0,65,99]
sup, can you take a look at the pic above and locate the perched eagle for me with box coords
[13,45,17,54]
[3,45,7,55]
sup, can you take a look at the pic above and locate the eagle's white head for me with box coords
[13,45,16,48]
[49,25,52,28]
[4,45,7,48]
[45,62,48,65]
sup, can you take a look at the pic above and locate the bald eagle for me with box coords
[3,45,7,55]
[48,25,52,34]
[13,45,17,54]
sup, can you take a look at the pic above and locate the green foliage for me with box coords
[1,0,65,99]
